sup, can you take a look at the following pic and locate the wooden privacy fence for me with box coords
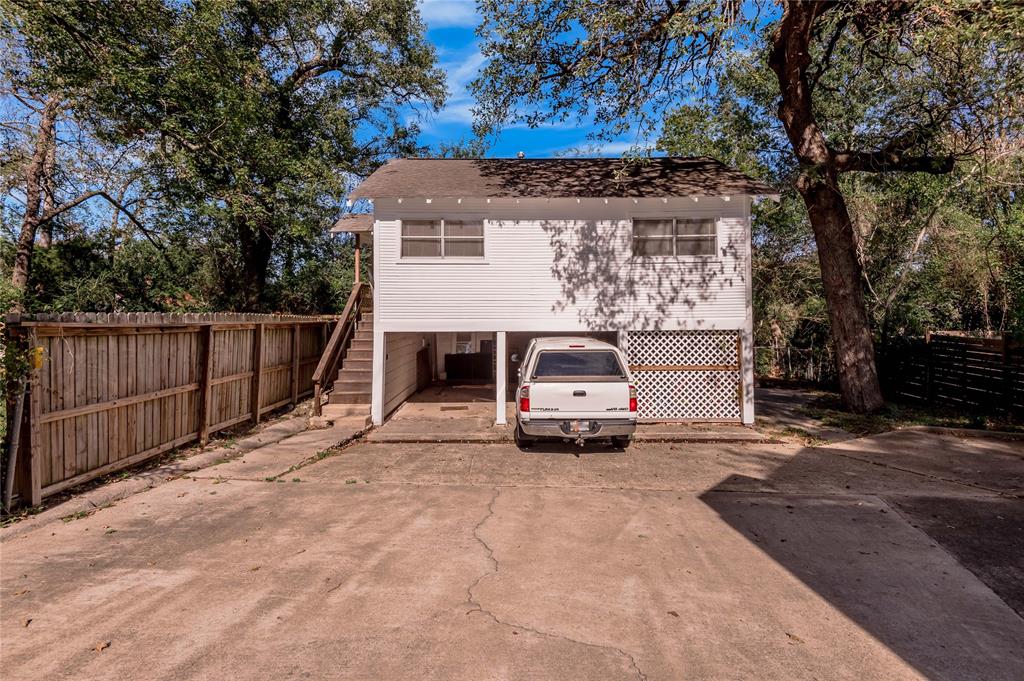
[881,333,1024,419]
[4,312,334,507]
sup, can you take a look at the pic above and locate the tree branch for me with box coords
[832,149,954,174]
[284,55,346,90]
[808,16,849,93]
[37,190,167,255]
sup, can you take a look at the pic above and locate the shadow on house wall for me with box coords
[538,218,747,331]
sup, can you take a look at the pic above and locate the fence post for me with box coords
[1003,337,1013,419]
[924,331,933,404]
[198,324,215,445]
[290,323,300,404]
[250,324,264,424]
[27,331,43,507]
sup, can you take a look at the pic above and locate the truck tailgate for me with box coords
[528,381,631,420]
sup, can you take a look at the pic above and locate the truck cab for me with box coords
[514,337,637,448]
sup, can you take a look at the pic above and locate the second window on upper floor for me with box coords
[401,219,485,258]
[632,218,717,257]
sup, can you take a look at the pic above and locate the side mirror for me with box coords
[510,353,521,363]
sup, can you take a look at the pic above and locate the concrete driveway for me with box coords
[2,429,1022,680]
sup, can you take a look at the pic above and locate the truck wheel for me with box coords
[611,436,632,449]
[515,423,534,449]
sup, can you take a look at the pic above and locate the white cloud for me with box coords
[422,47,485,127]
[548,140,657,157]
[418,0,479,28]
[434,101,476,124]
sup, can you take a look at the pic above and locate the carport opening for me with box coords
[388,332,501,422]
[384,331,621,425]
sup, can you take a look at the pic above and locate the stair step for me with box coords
[346,349,372,361]
[342,358,372,371]
[320,404,372,421]
[337,369,372,382]
[353,330,373,341]
[334,381,371,394]
[329,391,371,404]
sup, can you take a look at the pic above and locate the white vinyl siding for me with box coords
[383,332,426,416]
[373,197,750,332]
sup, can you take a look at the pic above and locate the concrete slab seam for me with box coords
[834,451,1019,498]
[267,426,376,479]
[872,494,1024,626]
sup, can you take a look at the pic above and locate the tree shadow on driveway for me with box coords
[700,431,1024,681]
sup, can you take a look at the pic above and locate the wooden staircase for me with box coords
[311,282,373,416]
[328,297,373,404]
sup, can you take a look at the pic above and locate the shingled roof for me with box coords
[330,214,374,233]
[349,157,776,200]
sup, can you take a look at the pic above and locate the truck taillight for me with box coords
[519,385,530,412]
[628,384,638,413]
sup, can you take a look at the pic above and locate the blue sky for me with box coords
[414,0,652,159]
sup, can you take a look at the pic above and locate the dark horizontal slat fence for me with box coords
[5,312,334,506]
[881,333,1023,419]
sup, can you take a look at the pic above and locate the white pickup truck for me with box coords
[513,337,637,448]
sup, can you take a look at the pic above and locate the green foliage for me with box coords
[0,229,364,315]
[657,33,1023,367]
[4,0,444,310]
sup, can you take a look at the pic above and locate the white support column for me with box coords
[372,327,385,425]
[495,331,507,425]
[740,323,755,425]
[741,201,756,425]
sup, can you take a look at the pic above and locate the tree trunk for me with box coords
[10,97,60,303]
[236,218,274,311]
[769,2,884,412]
[37,139,57,248]
[798,173,885,412]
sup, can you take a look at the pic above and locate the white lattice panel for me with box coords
[627,330,741,421]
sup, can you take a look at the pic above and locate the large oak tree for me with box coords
[472,0,1022,412]
[5,0,445,309]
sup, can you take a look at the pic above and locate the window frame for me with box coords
[399,218,485,260]
[631,217,718,259]
[529,349,629,382]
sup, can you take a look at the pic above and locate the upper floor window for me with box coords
[632,218,717,257]
[401,219,484,258]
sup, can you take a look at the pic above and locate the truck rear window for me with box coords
[532,351,625,378]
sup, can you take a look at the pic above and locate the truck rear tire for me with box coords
[611,436,632,449]
[515,423,534,449]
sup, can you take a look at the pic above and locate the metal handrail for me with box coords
[312,282,366,416]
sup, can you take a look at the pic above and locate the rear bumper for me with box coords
[519,418,636,439]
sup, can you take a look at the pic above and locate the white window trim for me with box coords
[398,218,486,262]
[631,217,719,259]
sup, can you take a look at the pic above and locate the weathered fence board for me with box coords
[881,333,1022,419]
[4,312,333,505]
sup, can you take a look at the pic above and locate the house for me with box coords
[330,157,776,427]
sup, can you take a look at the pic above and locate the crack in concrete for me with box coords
[464,487,647,681]
[834,451,1018,498]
